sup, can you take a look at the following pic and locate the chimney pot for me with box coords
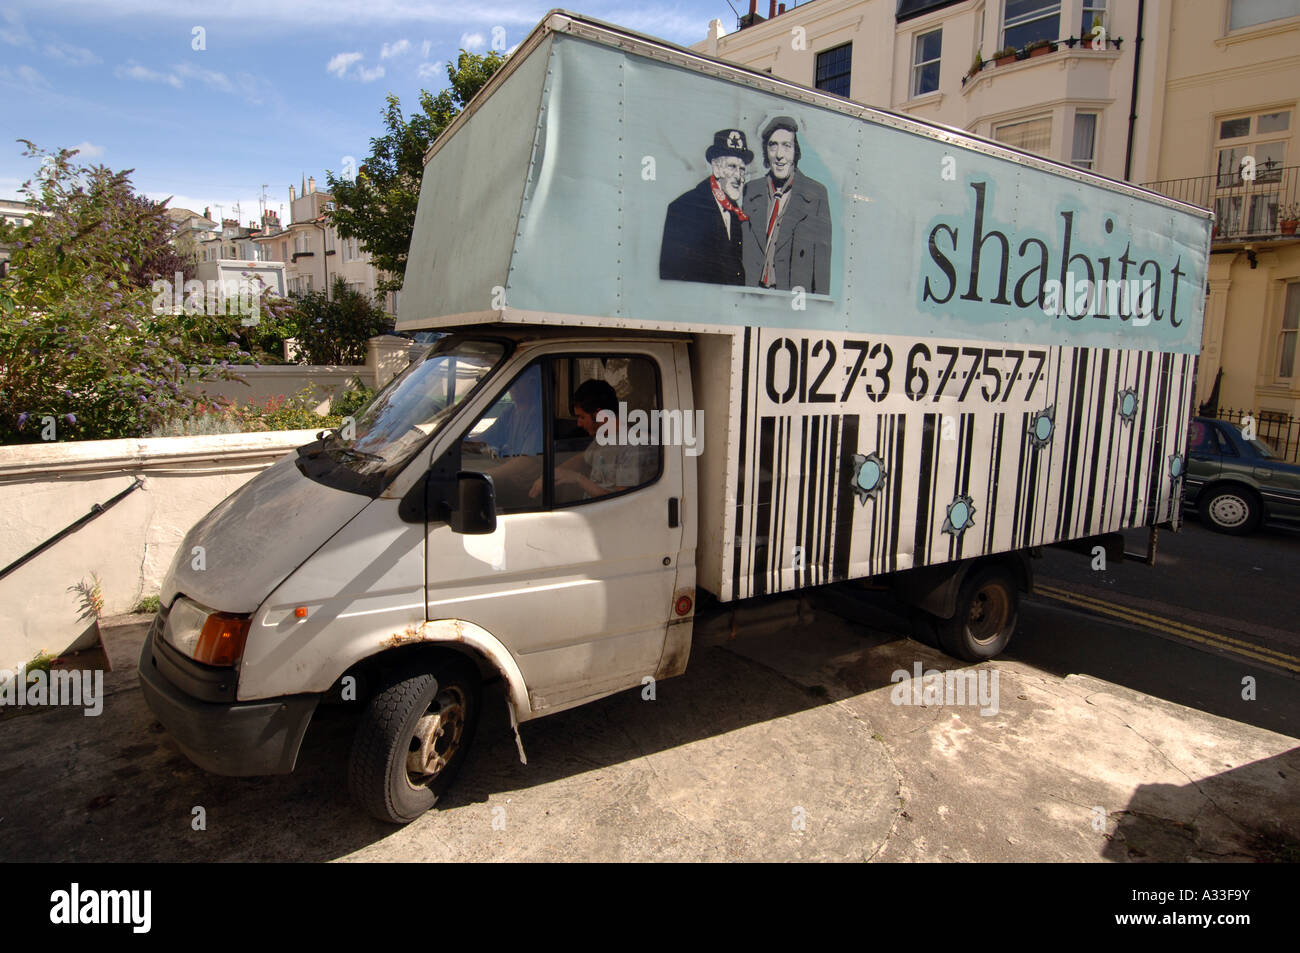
[749,0,757,15]
[308,176,316,194]
[778,2,786,11]
[769,0,776,17]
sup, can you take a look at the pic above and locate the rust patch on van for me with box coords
[381,620,467,648]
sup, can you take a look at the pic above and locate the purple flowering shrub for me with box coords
[0,143,260,442]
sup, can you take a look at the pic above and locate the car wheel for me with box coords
[1200,485,1261,536]
[348,655,481,824]
[936,565,1018,662]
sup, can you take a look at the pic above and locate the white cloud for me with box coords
[328,51,385,82]
[16,64,46,85]
[417,61,443,81]
[459,31,486,51]
[173,61,234,93]
[0,9,31,46]
[44,40,100,66]
[326,51,363,78]
[380,39,410,59]
[115,60,182,88]
[71,140,104,158]
[421,39,431,58]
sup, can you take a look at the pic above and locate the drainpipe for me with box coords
[1123,0,1146,182]
[312,220,331,297]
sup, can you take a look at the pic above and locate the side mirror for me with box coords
[450,471,497,535]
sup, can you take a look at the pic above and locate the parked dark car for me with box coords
[1184,416,1300,534]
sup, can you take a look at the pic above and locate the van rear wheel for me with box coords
[348,656,481,824]
[935,565,1018,662]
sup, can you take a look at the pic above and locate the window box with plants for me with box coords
[993,46,1019,67]
[1279,204,1299,236]
[963,51,984,85]
[1026,39,1057,58]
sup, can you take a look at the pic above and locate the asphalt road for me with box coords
[1019,514,1299,737]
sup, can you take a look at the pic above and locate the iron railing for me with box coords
[1212,408,1300,463]
[1141,165,1300,241]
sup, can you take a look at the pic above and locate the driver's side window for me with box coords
[458,364,544,513]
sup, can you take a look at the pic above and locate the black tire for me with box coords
[1200,485,1262,536]
[935,565,1018,662]
[348,655,481,824]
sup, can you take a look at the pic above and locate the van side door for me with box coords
[424,342,686,715]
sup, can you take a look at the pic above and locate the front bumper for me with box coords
[137,621,319,777]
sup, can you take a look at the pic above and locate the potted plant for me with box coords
[1278,203,1299,235]
[1082,15,1105,47]
[1026,39,1057,57]
[993,46,1019,67]
[967,51,983,79]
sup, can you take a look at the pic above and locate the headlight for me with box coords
[163,597,251,667]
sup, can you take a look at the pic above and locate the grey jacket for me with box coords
[741,169,832,294]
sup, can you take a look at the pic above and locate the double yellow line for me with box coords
[1033,582,1300,674]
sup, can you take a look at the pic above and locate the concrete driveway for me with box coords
[1,593,1296,862]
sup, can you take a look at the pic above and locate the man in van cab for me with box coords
[530,379,656,501]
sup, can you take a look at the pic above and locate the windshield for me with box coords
[298,337,508,494]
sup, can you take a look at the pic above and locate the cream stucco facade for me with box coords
[254,178,397,313]
[699,0,1154,178]
[1137,0,1300,419]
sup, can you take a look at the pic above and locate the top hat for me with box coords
[705,129,754,165]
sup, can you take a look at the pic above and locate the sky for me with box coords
[0,0,737,223]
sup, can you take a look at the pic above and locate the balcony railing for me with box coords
[1141,165,1300,241]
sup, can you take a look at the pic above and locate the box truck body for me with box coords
[139,12,1212,822]
[397,11,1211,604]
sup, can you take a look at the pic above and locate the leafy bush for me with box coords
[330,377,376,418]
[285,277,393,366]
[148,386,354,437]
[0,143,245,443]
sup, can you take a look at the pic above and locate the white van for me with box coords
[139,12,1211,823]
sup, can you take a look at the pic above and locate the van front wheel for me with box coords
[348,656,481,824]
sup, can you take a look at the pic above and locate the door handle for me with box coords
[668,497,680,528]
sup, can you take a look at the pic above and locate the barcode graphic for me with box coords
[728,330,1195,600]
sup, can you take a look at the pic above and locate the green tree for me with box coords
[286,277,393,365]
[0,142,243,442]
[325,50,506,293]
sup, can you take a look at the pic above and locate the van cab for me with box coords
[139,329,698,822]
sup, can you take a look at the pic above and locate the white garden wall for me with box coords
[0,430,318,669]
[194,335,415,410]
